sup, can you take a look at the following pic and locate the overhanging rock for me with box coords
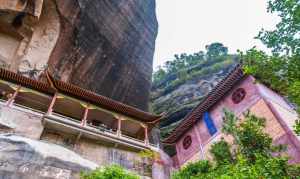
[0,134,97,179]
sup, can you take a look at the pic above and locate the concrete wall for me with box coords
[174,76,300,167]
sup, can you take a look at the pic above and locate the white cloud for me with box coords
[154,0,280,69]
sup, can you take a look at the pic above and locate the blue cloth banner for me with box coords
[204,112,217,135]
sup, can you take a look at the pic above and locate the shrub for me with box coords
[80,165,139,179]
[172,160,211,179]
[210,139,233,165]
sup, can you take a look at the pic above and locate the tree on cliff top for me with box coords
[152,42,230,84]
[257,0,300,55]
[172,111,300,179]
[206,42,228,59]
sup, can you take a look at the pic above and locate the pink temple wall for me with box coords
[174,76,300,167]
[175,125,202,166]
[257,84,300,163]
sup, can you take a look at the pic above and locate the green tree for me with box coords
[257,0,300,55]
[172,160,211,179]
[206,42,228,59]
[210,138,233,166]
[241,49,300,134]
[222,110,284,162]
[80,165,139,179]
[152,66,166,83]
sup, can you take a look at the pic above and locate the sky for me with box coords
[153,0,280,69]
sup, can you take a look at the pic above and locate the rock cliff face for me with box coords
[0,0,158,111]
[0,134,97,179]
[48,0,158,111]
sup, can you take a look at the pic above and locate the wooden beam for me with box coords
[144,125,149,146]
[81,105,89,126]
[6,86,21,106]
[117,117,122,137]
[46,93,58,115]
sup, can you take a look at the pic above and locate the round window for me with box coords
[232,88,247,104]
[182,135,192,150]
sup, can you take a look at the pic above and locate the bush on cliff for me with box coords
[80,165,139,179]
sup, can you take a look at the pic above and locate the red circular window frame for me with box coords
[182,135,192,150]
[232,88,247,104]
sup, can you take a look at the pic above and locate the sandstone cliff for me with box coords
[0,134,97,179]
[49,0,158,111]
[0,0,158,111]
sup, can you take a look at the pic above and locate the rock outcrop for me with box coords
[48,0,158,111]
[0,134,97,179]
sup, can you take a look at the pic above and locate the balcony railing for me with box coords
[45,112,157,150]
[0,99,158,150]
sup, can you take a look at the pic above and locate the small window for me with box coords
[204,112,217,136]
[182,135,192,150]
[232,88,246,104]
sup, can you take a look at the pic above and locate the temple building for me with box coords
[163,65,300,168]
[0,68,172,178]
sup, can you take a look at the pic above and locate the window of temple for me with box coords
[232,88,247,104]
[182,135,192,150]
[204,112,217,136]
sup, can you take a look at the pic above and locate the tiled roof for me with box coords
[0,68,162,123]
[162,64,245,144]
[0,68,56,94]
[48,74,162,123]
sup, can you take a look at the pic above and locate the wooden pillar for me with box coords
[144,125,149,146]
[6,86,21,106]
[117,117,122,137]
[81,106,89,126]
[46,93,58,115]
